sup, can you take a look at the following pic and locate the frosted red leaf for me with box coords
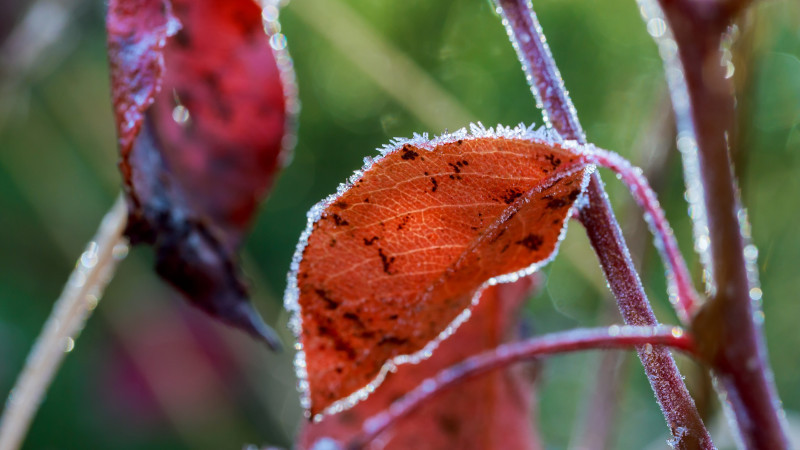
[286,125,591,416]
[300,275,542,449]
[106,0,294,347]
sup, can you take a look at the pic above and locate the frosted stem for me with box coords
[494,0,712,447]
[346,325,694,450]
[650,1,790,447]
[0,197,128,450]
[584,147,701,323]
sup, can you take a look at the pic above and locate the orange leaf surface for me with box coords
[285,124,592,417]
[299,275,543,449]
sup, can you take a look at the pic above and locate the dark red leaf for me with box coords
[285,125,590,416]
[299,274,543,450]
[107,0,294,347]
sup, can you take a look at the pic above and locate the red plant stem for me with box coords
[347,326,695,450]
[584,147,701,322]
[495,1,712,447]
[655,1,789,448]
[579,179,712,449]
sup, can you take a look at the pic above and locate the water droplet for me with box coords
[743,244,758,261]
[263,19,281,36]
[696,235,710,252]
[172,105,190,124]
[80,243,99,269]
[270,33,287,50]
[646,18,667,38]
[262,5,280,23]
[62,337,75,353]
[671,327,684,338]
[608,324,620,336]
[112,243,129,260]
[86,294,99,311]
[749,287,762,301]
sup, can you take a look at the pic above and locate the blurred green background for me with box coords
[1,0,798,448]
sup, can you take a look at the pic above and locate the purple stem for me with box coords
[495,0,712,447]
[347,325,695,450]
[655,1,789,447]
[584,147,701,323]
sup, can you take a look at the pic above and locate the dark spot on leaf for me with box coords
[343,312,366,329]
[501,188,524,204]
[430,177,438,192]
[547,198,568,209]
[544,153,562,167]
[174,29,191,47]
[363,236,379,246]
[378,336,408,346]
[332,214,349,226]
[567,189,581,202]
[448,162,462,174]
[319,325,356,359]
[516,233,544,251]
[378,248,396,275]
[334,201,348,209]
[315,288,339,310]
[401,146,419,161]
[397,215,411,230]
[438,414,461,436]
[329,238,336,247]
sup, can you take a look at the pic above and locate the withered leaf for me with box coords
[286,124,590,416]
[107,0,294,347]
[299,274,543,449]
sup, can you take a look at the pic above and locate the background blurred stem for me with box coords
[653,0,790,447]
[0,197,128,450]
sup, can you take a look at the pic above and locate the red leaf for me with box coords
[286,124,590,416]
[107,0,295,347]
[299,275,543,449]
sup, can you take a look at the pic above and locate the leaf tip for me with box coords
[233,301,284,351]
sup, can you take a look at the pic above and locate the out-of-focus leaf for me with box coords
[299,274,543,450]
[106,0,292,347]
[286,124,590,416]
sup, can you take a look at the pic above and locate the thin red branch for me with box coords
[495,1,712,447]
[584,147,702,322]
[654,1,790,447]
[346,326,695,450]
[578,179,712,449]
